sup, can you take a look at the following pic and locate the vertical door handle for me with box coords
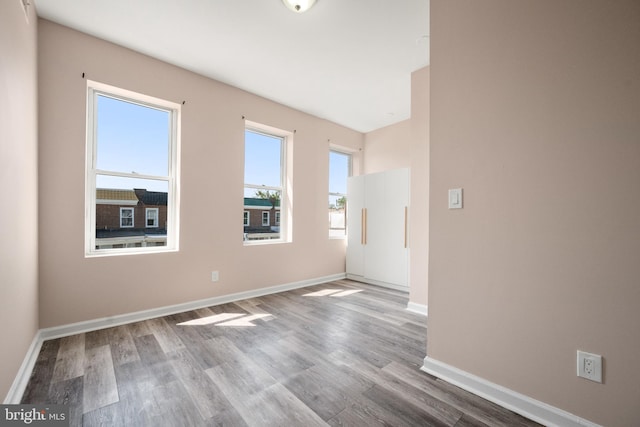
[404,206,408,248]
[361,208,367,245]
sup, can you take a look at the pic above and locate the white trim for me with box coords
[145,208,159,228]
[421,357,602,427]
[3,332,43,404]
[120,207,134,228]
[38,273,347,341]
[346,274,409,292]
[85,80,181,257]
[244,120,292,244]
[406,301,428,316]
[6,273,347,403]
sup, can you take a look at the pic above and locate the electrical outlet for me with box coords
[211,271,219,282]
[577,350,602,383]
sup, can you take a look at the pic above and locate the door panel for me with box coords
[346,175,365,277]
[347,168,409,288]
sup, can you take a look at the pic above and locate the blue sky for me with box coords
[329,150,350,195]
[96,95,351,197]
[244,130,282,193]
[96,95,169,192]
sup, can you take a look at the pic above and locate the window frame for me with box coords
[328,149,352,239]
[120,207,135,228]
[146,208,159,228]
[85,80,181,257]
[243,211,250,226]
[262,211,270,226]
[243,120,293,245]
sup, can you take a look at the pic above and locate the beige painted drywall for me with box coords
[362,68,430,308]
[0,2,39,400]
[363,120,411,174]
[37,20,363,328]
[429,1,640,426]
[409,67,429,308]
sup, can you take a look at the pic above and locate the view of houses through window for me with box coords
[244,126,286,242]
[329,150,351,237]
[86,82,180,255]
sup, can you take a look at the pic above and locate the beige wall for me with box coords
[409,67,429,308]
[362,68,430,308]
[38,20,363,328]
[429,1,640,426]
[363,120,411,174]
[0,2,39,399]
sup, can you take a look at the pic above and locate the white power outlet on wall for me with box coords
[577,350,602,383]
[211,271,219,282]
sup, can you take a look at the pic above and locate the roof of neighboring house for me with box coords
[96,188,138,202]
[96,188,168,206]
[135,189,167,206]
[244,197,280,208]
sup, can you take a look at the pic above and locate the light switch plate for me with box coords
[448,188,463,209]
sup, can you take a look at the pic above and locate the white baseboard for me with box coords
[3,332,43,404]
[5,273,346,403]
[39,273,346,341]
[406,301,428,316]
[345,274,410,292]
[421,357,602,427]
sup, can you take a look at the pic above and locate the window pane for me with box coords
[243,188,281,242]
[244,130,282,187]
[329,194,346,237]
[329,151,350,194]
[96,95,170,176]
[146,209,159,227]
[95,176,168,249]
[329,151,350,237]
[120,208,134,228]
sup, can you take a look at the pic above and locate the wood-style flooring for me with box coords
[22,279,540,426]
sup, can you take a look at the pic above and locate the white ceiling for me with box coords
[33,0,429,133]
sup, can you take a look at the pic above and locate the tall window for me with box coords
[85,81,180,255]
[243,122,290,243]
[329,150,351,238]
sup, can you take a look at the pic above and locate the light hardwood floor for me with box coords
[22,279,540,426]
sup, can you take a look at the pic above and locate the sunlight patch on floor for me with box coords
[177,311,274,327]
[330,289,362,297]
[217,313,273,327]
[303,288,363,297]
[177,312,245,326]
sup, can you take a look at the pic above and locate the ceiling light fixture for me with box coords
[282,0,317,13]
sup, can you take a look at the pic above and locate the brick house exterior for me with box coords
[243,197,280,240]
[95,188,168,248]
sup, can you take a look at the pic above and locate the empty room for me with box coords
[1,1,638,426]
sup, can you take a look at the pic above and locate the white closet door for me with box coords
[346,175,365,277]
[380,168,409,287]
[364,168,409,287]
[361,171,387,283]
[347,168,410,289]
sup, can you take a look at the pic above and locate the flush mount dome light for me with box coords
[282,0,317,13]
